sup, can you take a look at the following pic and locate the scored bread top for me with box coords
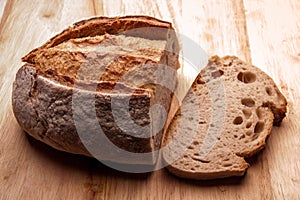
[163,55,287,180]
[27,34,166,87]
[23,16,173,61]
[21,16,178,92]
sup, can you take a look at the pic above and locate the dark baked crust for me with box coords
[13,65,156,163]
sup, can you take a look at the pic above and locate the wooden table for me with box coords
[0,0,299,199]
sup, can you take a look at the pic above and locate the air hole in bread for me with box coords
[191,168,195,171]
[256,107,263,119]
[193,141,199,145]
[265,87,273,96]
[222,163,232,167]
[194,153,200,156]
[211,70,224,78]
[233,164,240,168]
[45,69,58,76]
[192,157,210,163]
[239,134,245,139]
[253,135,259,140]
[188,146,194,150]
[241,98,255,107]
[233,116,243,125]
[246,122,252,128]
[223,59,233,66]
[237,71,256,83]
[246,131,252,136]
[254,121,264,133]
[196,78,205,84]
[242,109,252,118]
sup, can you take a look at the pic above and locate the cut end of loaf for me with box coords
[163,55,287,180]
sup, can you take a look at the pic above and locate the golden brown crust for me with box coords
[22,15,173,63]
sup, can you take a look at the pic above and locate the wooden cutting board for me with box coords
[0,0,299,199]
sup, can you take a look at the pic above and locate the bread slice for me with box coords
[12,16,179,165]
[162,55,287,179]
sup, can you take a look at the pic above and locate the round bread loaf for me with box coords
[12,16,180,165]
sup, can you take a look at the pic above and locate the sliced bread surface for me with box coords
[162,55,287,179]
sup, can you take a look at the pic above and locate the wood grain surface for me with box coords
[0,0,299,199]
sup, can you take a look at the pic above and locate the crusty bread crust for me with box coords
[12,16,179,165]
[163,55,287,180]
[13,64,154,163]
[22,16,173,63]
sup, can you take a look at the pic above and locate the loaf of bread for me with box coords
[12,16,179,165]
[162,56,287,179]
